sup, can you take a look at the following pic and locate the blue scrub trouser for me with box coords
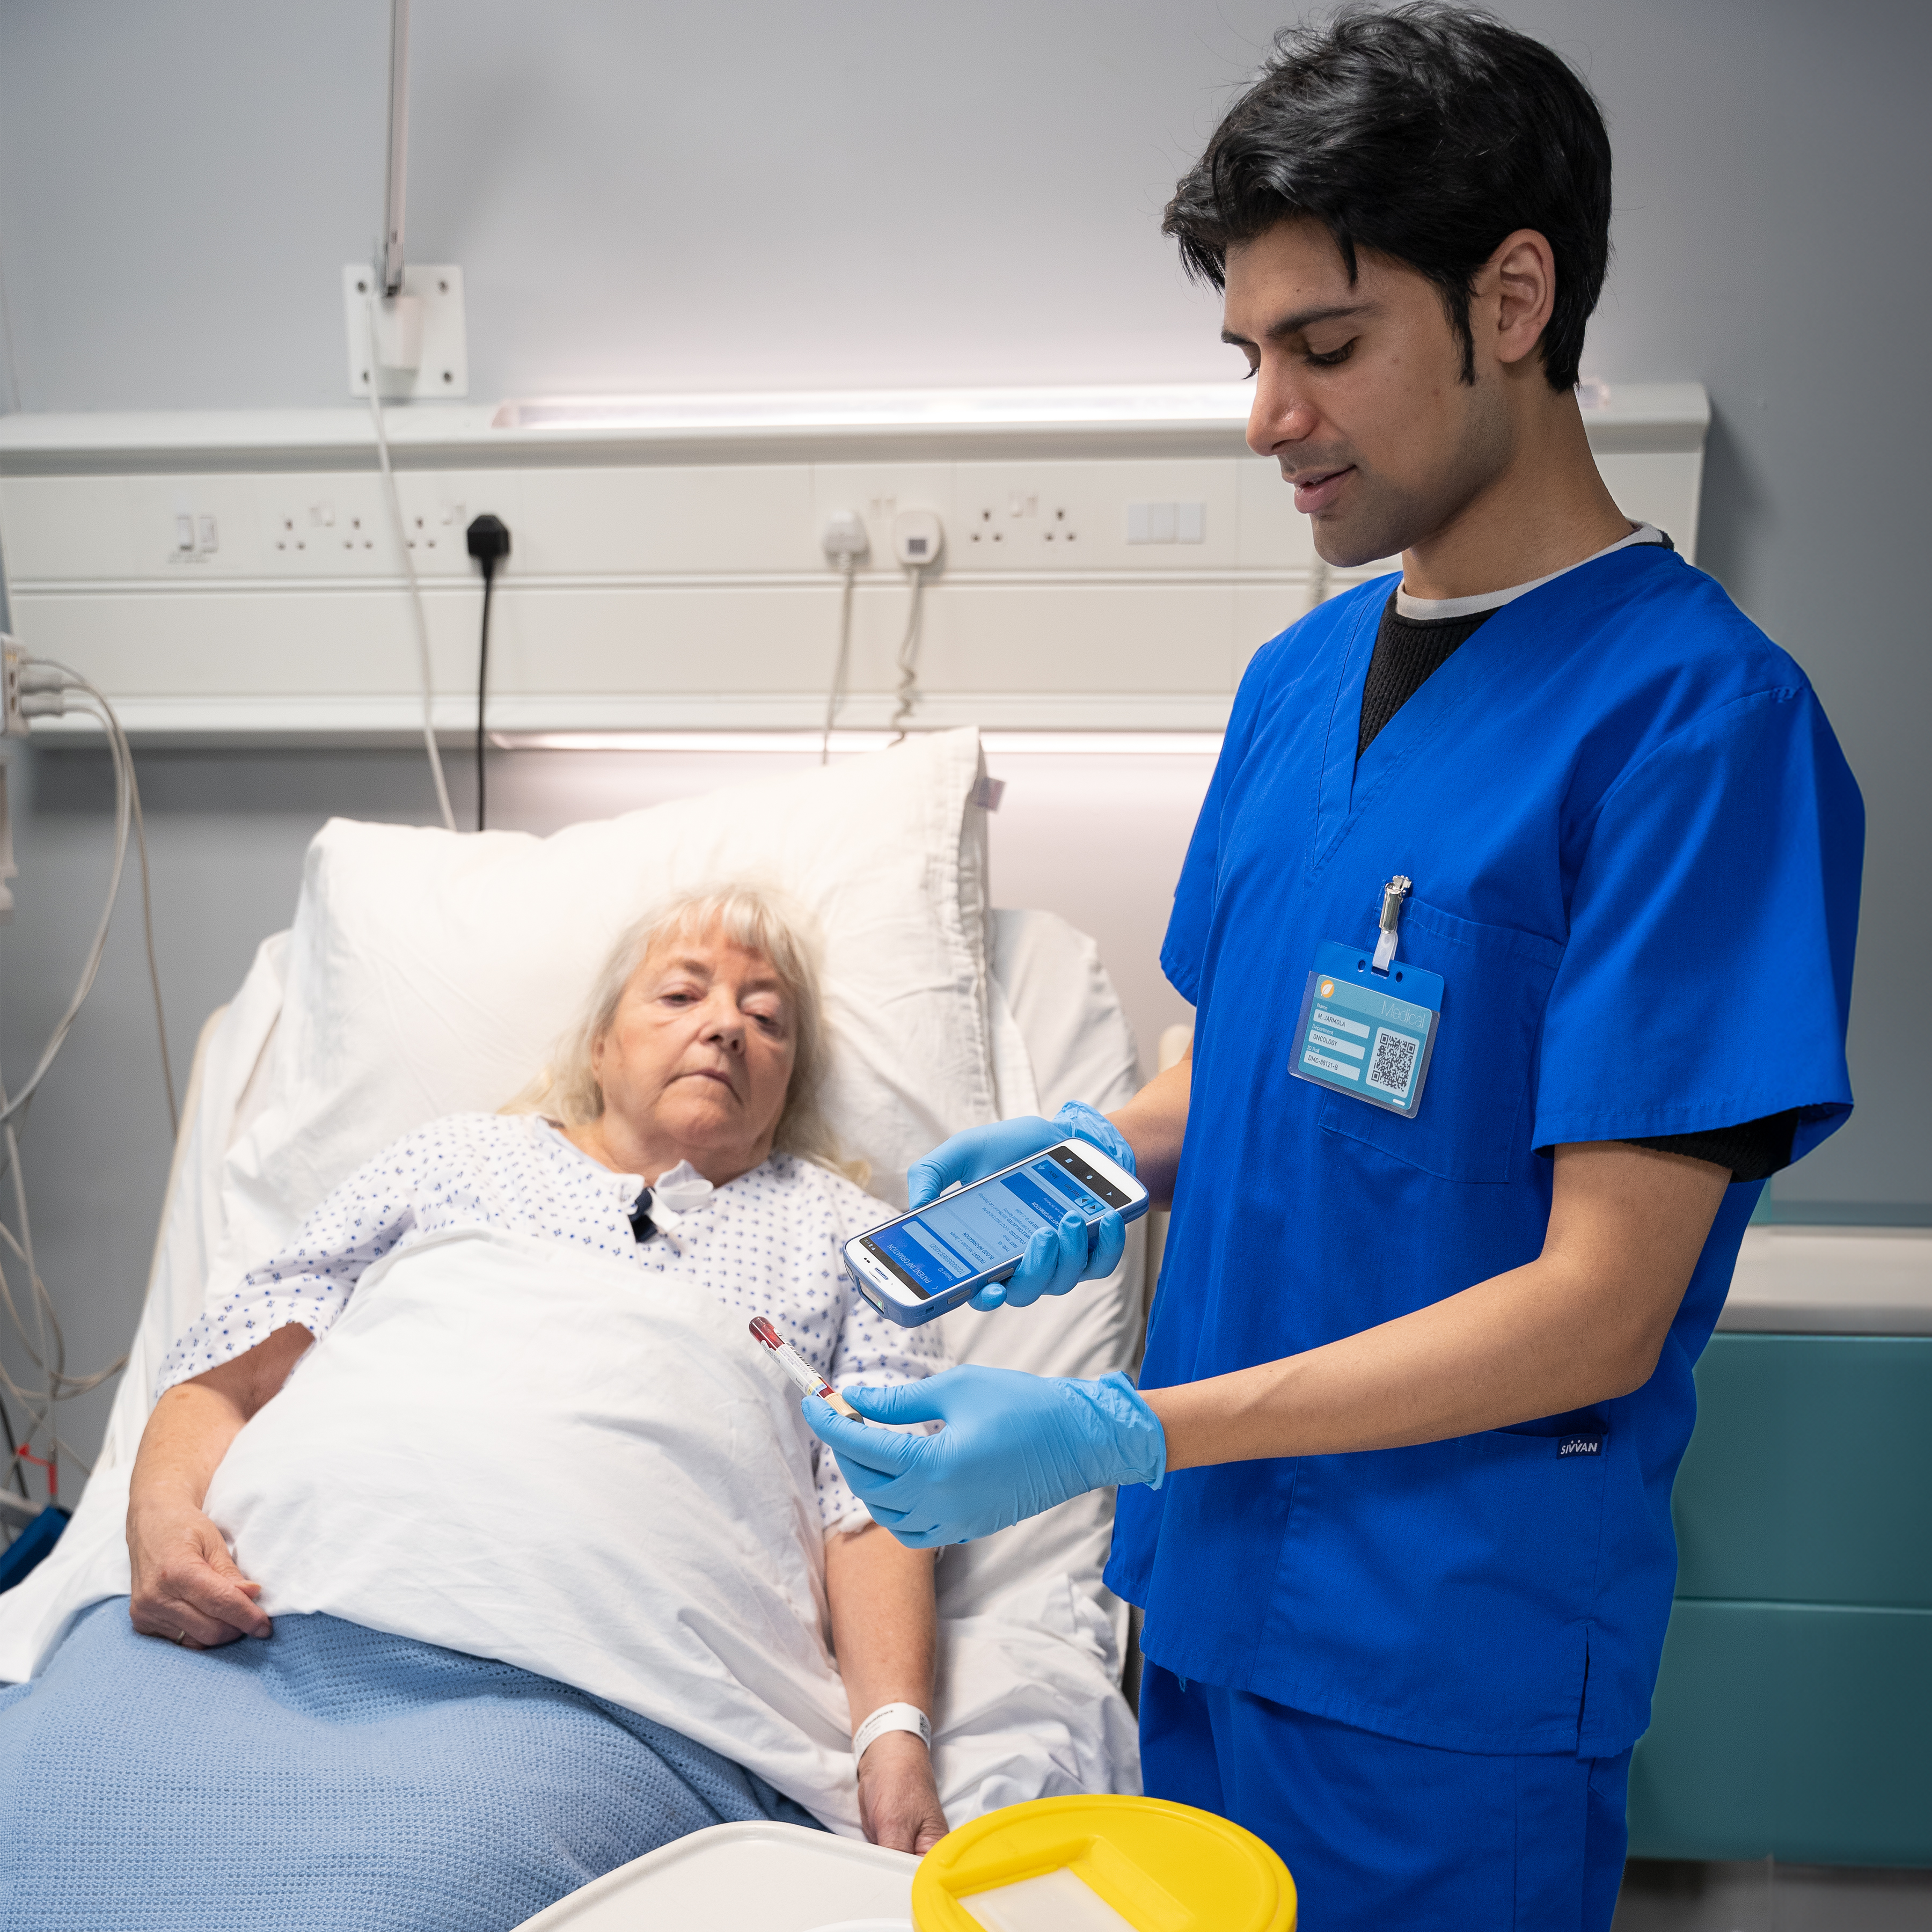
[1140,1665,1630,1932]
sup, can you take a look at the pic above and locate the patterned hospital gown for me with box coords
[157,1112,947,1533]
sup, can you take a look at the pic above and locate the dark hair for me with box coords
[1163,4,1611,390]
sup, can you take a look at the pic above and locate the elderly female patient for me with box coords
[0,884,947,1929]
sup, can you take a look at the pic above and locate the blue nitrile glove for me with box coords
[803,1364,1166,1549]
[906,1102,1137,1313]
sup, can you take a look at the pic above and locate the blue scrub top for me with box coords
[1104,543,1863,1759]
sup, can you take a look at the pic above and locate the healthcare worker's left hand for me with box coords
[805,1365,1166,1548]
[908,1101,1137,1312]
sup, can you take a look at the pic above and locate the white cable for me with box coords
[123,735,178,1137]
[364,298,457,833]
[0,672,162,1494]
[821,554,858,766]
[45,677,175,1132]
[0,684,130,1129]
[888,565,928,744]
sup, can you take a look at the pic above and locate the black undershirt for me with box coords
[1357,586,1796,1183]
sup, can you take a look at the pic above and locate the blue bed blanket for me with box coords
[0,1598,822,1931]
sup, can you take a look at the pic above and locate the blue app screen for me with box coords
[866,1157,1109,1298]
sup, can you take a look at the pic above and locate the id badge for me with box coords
[1290,939,1443,1118]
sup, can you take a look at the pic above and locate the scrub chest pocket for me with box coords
[1315,898,1563,1187]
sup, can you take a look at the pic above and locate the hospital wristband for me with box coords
[853,1702,933,1763]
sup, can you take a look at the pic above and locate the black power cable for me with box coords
[465,514,512,831]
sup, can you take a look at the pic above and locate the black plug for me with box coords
[466,513,511,574]
[466,515,511,832]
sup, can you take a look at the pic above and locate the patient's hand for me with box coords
[125,1327,311,1649]
[857,1730,948,1855]
[127,1501,273,1649]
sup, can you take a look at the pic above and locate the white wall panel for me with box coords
[518,466,818,577]
[0,389,1707,740]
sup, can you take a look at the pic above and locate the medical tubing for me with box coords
[0,1245,57,1491]
[888,564,927,744]
[363,310,458,834]
[821,552,858,766]
[126,748,178,1137]
[0,672,150,1489]
[0,1069,130,1502]
[8,1119,58,1505]
[3,1114,54,1501]
[63,678,174,1132]
[0,680,132,1129]
[0,1109,67,1499]
[0,1385,27,1497]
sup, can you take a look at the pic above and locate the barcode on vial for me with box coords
[1366,1028,1419,1099]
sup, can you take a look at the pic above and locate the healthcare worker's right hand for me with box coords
[908,1101,1137,1312]
[806,1364,1166,1548]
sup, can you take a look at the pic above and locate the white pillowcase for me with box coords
[938,909,1147,1659]
[204,728,996,1304]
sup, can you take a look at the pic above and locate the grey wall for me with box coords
[0,0,1927,1470]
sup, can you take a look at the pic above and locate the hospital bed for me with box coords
[0,727,1147,1864]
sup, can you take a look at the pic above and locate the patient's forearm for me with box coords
[825,1520,946,1852]
[129,1323,313,1515]
[131,1387,249,1514]
[824,1520,936,1730]
[1110,1051,1191,1206]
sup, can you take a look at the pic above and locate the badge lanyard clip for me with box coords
[1371,875,1411,975]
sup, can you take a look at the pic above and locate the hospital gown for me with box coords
[157,1111,945,1532]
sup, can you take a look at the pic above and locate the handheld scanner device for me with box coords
[843,1138,1148,1326]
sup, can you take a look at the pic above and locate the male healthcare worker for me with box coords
[808,8,1862,1927]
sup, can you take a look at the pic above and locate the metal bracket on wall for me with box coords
[342,264,469,400]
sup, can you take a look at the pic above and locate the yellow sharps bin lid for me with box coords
[911,1794,1296,1932]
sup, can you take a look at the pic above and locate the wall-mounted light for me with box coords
[489,386,1250,435]
[487,729,1225,756]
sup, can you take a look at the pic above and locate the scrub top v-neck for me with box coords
[1104,540,1863,1760]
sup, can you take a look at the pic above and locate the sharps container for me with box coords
[910,1794,1295,1932]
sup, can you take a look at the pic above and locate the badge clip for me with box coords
[1372,875,1411,975]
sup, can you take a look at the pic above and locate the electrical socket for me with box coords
[261,491,384,571]
[962,490,1080,558]
[402,500,469,561]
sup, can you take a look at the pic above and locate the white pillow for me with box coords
[936,909,1147,1657]
[205,729,995,1300]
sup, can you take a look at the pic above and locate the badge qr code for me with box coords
[1291,939,1443,1118]
[1366,1027,1419,1101]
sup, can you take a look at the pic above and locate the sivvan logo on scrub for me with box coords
[1557,1436,1603,1457]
